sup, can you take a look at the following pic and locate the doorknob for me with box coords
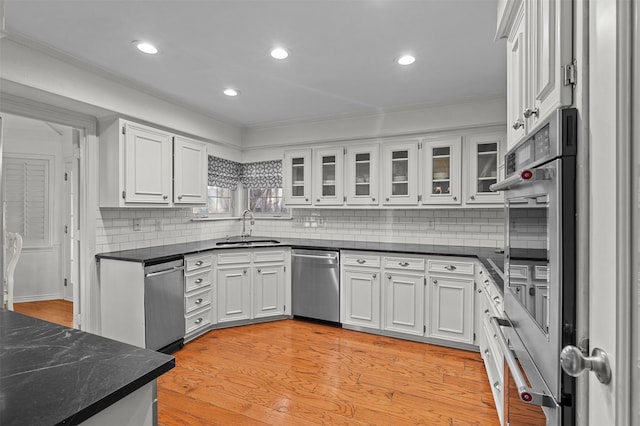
[560,345,612,384]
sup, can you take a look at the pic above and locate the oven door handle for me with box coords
[490,316,557,408]
[489,169,554,192]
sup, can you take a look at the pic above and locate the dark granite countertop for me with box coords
[0,310,175,426]
[96,237,505,292]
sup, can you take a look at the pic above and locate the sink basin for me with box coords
[215,239,280,247]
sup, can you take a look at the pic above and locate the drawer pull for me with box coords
[195,278,203,284]
[484,349,490,357]
[398,261,410,267]
[195,298,203,305]
[493,381,502,392]
[484,309,490,316]
[356,259,366,264]
[195,261,203,266]
[444,265,457,271]
[194,318,203,324]
[493,296,500,302]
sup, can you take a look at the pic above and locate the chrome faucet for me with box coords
[241,209,255,240]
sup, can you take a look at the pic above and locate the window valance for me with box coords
[208,156,241,189]
[208,156,283,189]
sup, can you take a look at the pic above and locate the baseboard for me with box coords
[13,293,64,303]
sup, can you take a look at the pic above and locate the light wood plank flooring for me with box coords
[13,299,73,328]
[158,320,499,425]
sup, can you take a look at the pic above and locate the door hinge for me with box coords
[343,196,347,202]
[64,225,68,234]
[64,172,68,181]
[474,282,477,291]
[418,195,422,202]
[122,190,126,199]
[64,278,68,287]
[122,125,126,135]
[284,266,286,272]
[423,325,426,333]
[343,147,347,155]
[424,277,427,286]
[473,332,476,341]
[418,142,422,149]
[564,60,576,86]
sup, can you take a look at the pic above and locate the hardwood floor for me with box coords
[13,299,73,327]
[158,320,499,426]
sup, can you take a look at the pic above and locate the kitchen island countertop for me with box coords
[0,310,175,426]
[96,237,506,292]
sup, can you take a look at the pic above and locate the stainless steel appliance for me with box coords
[490,108,577,425]
[144,257,185,353]
[292,249,340,323]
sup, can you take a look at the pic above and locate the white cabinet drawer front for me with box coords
[185,306,211,334]
[217,251,252,265]
[253,250,286,263]
[185,254,212,272]
[482,316,504,382]
[428,259,474,275]
[185,287,212,313]
[383,256,425,271]
[342,254,381,268]
[509,265,529,279]
[534,265,549,281]
[185,270,211,292]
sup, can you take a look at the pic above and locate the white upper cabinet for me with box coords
[381,141,419,205]
[465,133,505,204]
[283,149,312,206]
[312,146,344,206]
[346,144,379,206]
[173,136,208,205]
[499,0,573,149]
[422,137,462,205]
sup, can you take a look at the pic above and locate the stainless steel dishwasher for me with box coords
[292,249,340,323]
[144,257,185,353]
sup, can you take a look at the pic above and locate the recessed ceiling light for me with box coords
[397,55,416,66]
[270,47,289,60]
[223,88,240,97]
[133,41,159,55]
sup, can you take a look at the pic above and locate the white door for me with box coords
[381,141,419,205]
[506,3,527,148]
[123,122,172,204]
[421,137,462,205]
[427,275,474,344]
[173,136,207,205]
[63,158,80,306]
[217,266,251,323]
[465,133,505,205]
[342,268,380,329]
[253,264,285,318]
[283,149,312,206]
[346,144,379,205]
[383,272,424,336]
[312,146,344,206]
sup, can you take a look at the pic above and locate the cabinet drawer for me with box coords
[482,317,504,382]
[342,253,380,268]
[186,254,212,272]
[428,259,474,275]
[383,256,425,271]
[217,251,252,265]
[534,265,549,281]
[185,287,211,314]
[253,250,286,263]
[185,305,211,334]
[185,269,211,292]
[509,265,529,279]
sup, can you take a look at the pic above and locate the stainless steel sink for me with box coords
[215,239,280,247]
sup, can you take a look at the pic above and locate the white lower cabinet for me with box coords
[215,248,290,324]
[426,275,474,344]
[184,252,215,341]
[383,271,424,336]
[342,268,381,329]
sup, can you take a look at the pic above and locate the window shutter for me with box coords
[3,157,50,247]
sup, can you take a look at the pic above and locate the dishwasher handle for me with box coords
[145,266,184,278]
[292,253,338,262]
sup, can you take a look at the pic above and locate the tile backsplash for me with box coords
[96,207,505,254]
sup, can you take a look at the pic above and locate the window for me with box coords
[248,188,289,216]
[194,185,236,217]
[3,155,52,247]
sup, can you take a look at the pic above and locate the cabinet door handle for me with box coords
[257,269,261,273]
[386,197,390,202]
[387,274,392,280]
[195,298,203,304]
[243,270,247,274]
[178,195,183,200]
[484,349,490,357]
[523,107,539,118]
[372,197,376,202]
[316,198,320,202]
[433,279,438,285]
[194,318,203,324]
[372,273,377,279]
[195,261,203,266]
[356,259,366,264]
[163,195,168,200]
[305,198,309,202]
[195,278,203,284]
[398,261,409,267]
[512,119,524,130]
[470,195,476,200]
[453,196,457,201]
[444,265,457,271]
[493,381,502,392]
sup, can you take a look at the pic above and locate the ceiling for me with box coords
[3,0,506,127]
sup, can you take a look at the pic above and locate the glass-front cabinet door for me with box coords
[312,147,344,205]
[283,149,312,205]
[382,141,419,205]
[466,133,505,204]
[422,137,462,205]
[346,143,379,205]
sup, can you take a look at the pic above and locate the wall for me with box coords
[3,114,71,301]
[96,207,505,251]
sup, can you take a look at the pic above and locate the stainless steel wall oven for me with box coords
[491,108,577,425]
